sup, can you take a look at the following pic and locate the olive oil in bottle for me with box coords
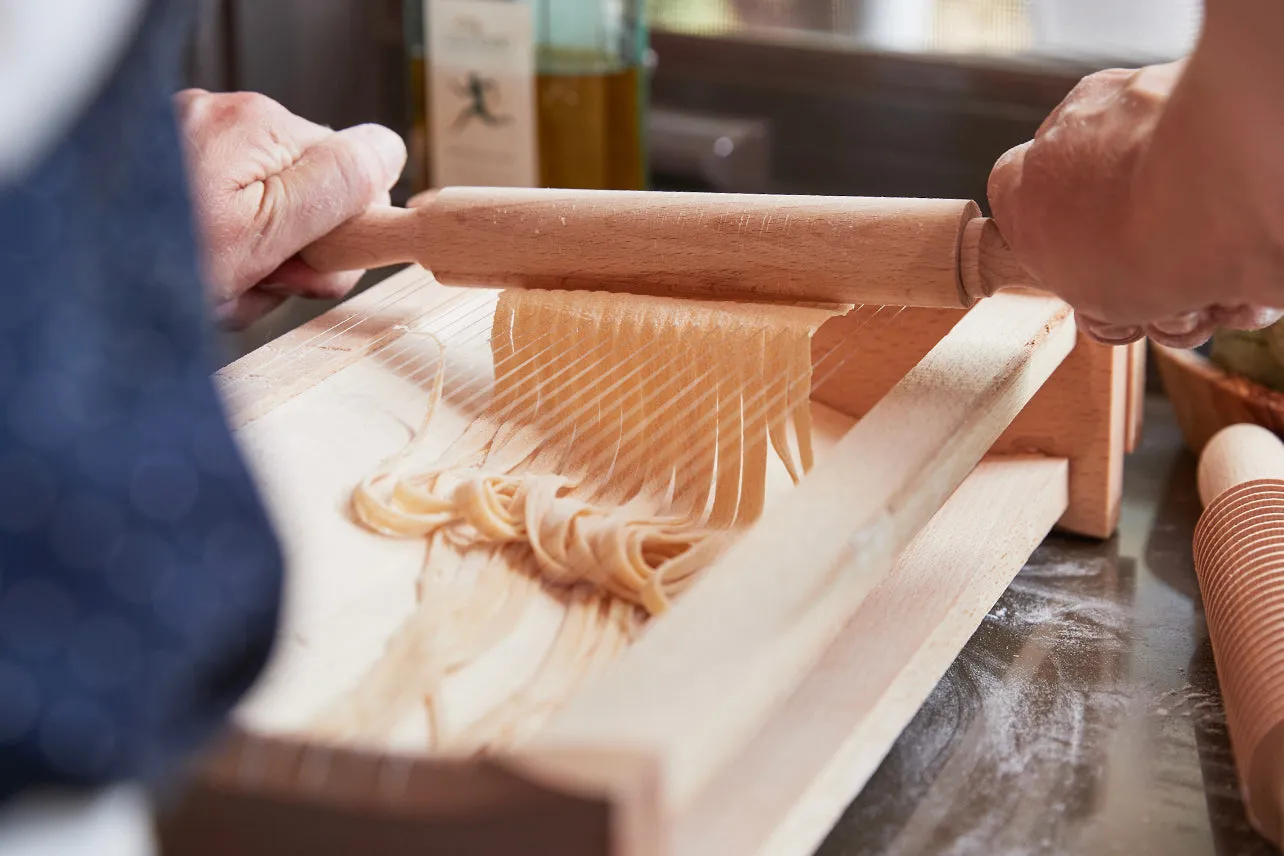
[533,0,647,190]
[536,51,645,190]
[407,0,647,191]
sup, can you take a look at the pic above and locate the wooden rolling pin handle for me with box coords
[1193,423,1284,846]
[958,217,1035,303]
[297,206,425,273]
[296,193,1035,310]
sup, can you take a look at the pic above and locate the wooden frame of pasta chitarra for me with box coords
[155,263,1143,856]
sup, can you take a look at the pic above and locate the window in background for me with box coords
[645,0,1198,63]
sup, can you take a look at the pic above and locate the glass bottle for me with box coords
[535,0,648,189]
[405,0,648,192]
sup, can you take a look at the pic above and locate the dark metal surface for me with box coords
[647,0,1196,66]
[645,3,1190,203]
[647,29,1083,206]
[817,396,1278,856]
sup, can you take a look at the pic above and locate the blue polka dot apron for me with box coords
[0,0,283,802]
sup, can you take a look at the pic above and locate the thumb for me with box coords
[987,140,1029,231]
[246,123,406,284]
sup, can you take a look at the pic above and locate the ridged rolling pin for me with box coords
[1194,423,1284,846]
[297,187,1031,308]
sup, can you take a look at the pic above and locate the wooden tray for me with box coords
[1151,344,1284,455]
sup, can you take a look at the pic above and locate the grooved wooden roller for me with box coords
[1194,423,1284,845]
[298,188,1031,308]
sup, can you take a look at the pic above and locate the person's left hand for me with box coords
[174,89,407,330]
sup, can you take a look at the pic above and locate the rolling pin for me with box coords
[297,187,1031,309]
[1194,423,1284,846]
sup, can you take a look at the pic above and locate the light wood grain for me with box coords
[1152,343,1284,455]
[811,304,1128,538]
[216,266,1126,540]
[297,189,1035,309]
[674,454,1069,856]
[215,267,458,428]
[1126,339,1147,453]
[1198,423,1284,505]
[1193,445,1284,845]
[522,293,1076,833]
[157,454,1069,856]
[1193,424,1284,845]
[179,267,1109,856]
[958,215,1029,299]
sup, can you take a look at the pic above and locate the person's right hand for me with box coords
[987,56,1284,348]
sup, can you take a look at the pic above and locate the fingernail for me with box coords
[1150,311,1203,336]
[349,124,407,187]
[1079,317,1142,345]
[1213,304,1284,330]
[1146,324,1213,349]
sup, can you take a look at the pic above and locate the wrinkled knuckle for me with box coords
[264,124,304,171]
[240,175,290,274]
[254,174,289,232]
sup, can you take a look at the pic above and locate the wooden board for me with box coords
[674,455,1068,856]
[219,268,1127,540]
[215,266,462,429]
[155,267,1091,855]
[519,292,1076,839]
[156,455,1068,856]
[1126,339,1147,453]
[811,302,1132,538]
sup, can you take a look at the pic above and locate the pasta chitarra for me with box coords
[314,289,848,752]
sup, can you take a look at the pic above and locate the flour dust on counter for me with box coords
[817,535,1134,856]
[817,398,1283,856]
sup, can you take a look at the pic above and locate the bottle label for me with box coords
[425,0,538,188]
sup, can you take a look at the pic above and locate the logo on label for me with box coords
[450,73,512,132]
[426,0,538,186]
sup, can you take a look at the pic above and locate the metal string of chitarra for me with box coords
[226,271,902,796]
[234,289,904,796]
[339,298,902,506]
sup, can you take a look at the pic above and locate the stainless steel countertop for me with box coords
[817,395,1277,856]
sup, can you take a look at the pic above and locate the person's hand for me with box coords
[174,89,407,330]
[987,57,1284,349]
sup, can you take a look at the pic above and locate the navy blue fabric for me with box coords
[0,0,283,802]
